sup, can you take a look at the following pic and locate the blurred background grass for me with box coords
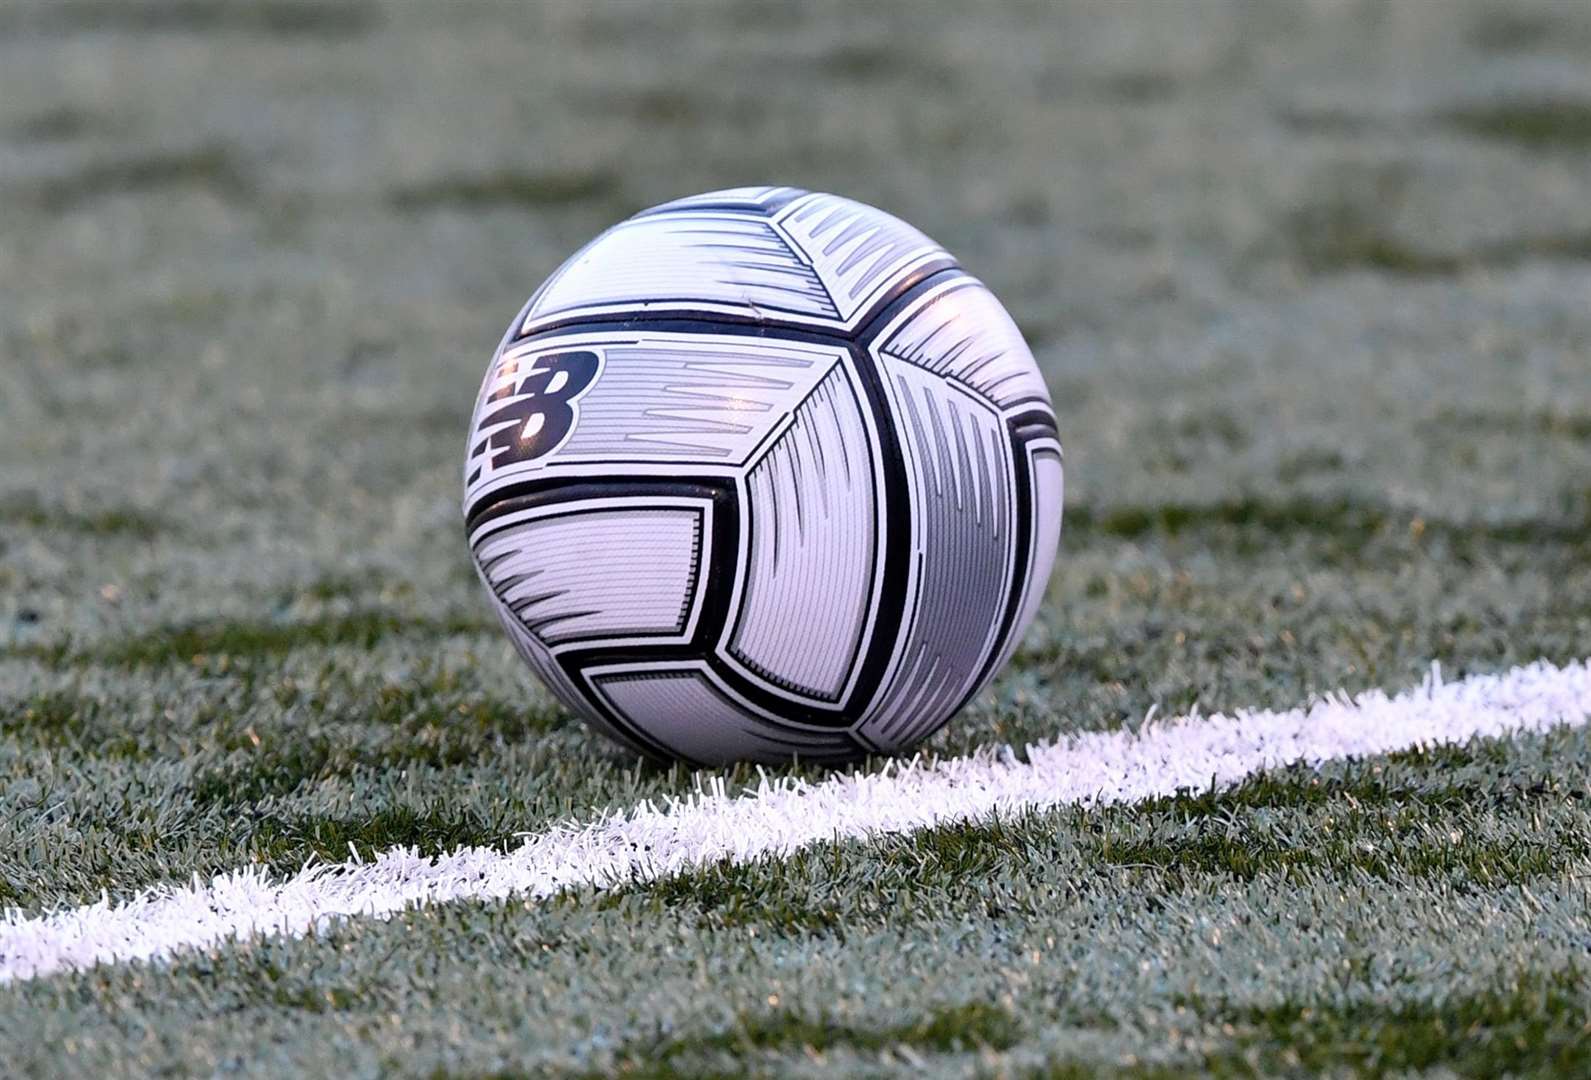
[3,0,1588,694]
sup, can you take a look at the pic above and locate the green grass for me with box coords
[3,0,1591,1075]
[8,106,106,141]
[93,611,489,667]
[388,168,626,212]
[594,999,1023,1077]
[17,143,255,212]
[1,0,382,37]
[592,725,1591,941]
[1424,409,1591,443]
[249,804,500,865]
[1190,973,1591,1076]
[0,494,172,539]
[1442,101,1591,148]
[3,611,492,669]
[1062,494,1591,549]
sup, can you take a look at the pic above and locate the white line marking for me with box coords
[4,658,1589,984]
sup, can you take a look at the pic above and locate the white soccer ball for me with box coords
[464,187,1062,765]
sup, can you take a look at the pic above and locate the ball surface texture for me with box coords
[464,187,1062,764]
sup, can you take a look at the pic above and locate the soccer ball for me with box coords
[464,187,1062,765]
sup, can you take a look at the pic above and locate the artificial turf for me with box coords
[3,0,1591,1074]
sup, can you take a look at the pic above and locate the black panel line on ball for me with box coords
[574,670,689,765]
[852,265,971,348]
[720,366,876,710]
[826,351,912,720]
[466,475,726,535]
[630,204,778,219]
[1000,395,1057,415]
[962,430,1051,708]
[538,484,864,732]
[505,256,961,352]
[476,502,708,650]
[1005,409,1061,441]
[469,449,858,730]
[688,677,856,754]
[631,188,806,219]
[822,265,981,725]
[508,314,853,354]
[513,298,841,341]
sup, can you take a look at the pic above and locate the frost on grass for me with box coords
[3,657,1588,984]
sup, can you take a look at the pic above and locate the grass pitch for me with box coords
[3,0,1591,1074]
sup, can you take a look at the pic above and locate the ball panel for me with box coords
[989,441,1064,677]
[464,332,851,514]
[522,212,841,331]
[873,276,1053,411]
[472,501,705,646]
[587,666,858,766]
[634,185,806,216]
[773,192,952,324]
[561,336,842,461]
[857,360,1018,749]
[727,362,879,703]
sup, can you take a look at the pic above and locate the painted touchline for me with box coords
[3,658,1589,984]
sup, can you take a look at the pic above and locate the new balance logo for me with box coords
[471,349,601,475]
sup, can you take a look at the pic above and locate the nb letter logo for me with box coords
[473,349,601,471]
